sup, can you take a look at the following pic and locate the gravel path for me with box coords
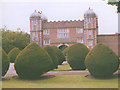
[3,63,120,78]
[4,63,17,78]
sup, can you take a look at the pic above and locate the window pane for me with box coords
[43,29,50,35]
[76,28,83,34]
[57,29,69,38]
[44,39,50,45]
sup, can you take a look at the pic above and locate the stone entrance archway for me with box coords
[58,44,69,51]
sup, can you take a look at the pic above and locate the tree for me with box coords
[108,0,120,13]
[2,29,30,53]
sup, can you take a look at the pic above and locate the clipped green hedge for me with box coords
[119,57,120,64]
[51,46,66,65]
[14,43,53,79]
[8,48,21,63]
[44,45,59,69]
[1,49,10,76]
[67,43,89,70]
[62,46,70,56]
[85,43,119,78]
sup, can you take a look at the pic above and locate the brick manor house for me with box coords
[30,8,98,50]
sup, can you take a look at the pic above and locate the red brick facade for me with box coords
[97,34,120,56]
[30,8,98,49]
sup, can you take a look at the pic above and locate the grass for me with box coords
[53,63,88,71]
[2,75,118,88]
[53,63,71,71]
[2,63,119,88]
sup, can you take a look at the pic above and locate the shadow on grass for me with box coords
[2,78,10,81]
[11,75,56,81]
[85,74,119,80]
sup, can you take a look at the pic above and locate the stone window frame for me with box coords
[87,39,93,46]
[44,39,50,45]
[76,28,83,34]
[77,37,83,43]
[43,29,50,35]
[33,20,37,25]
[57,28,69,38]
[32,32,39,41]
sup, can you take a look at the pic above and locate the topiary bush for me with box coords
[51,46,66,65]
[62,46,70,56]
[8,48,21,63]
[119,57,120,65]
[1,49,10,76]
[85,43,119,78]
[14,43,54,79]
[44,45,59,69]
[67,43,89,70]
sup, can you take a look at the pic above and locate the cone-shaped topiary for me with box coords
[51,46,66,65]
[44,45,59,69]
[1,49,10,76]
[67,43,89,70]
[85,43,119,78]
[14,43,54,79]
[8,48,21,63]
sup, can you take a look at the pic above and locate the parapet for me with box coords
[43,20,84,29]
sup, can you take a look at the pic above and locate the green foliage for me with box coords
[8,48,21,63]
[1,49,10,76]
[108,0,120,13]
[44,45,59,69]
[2,75,118,88]
[67,43,89,70]
[119,57,120,64]
[2,30,30,53]
[85,43,119,78]
[14,43,53,79]
[51,46,66,65]
[62,46,70,56]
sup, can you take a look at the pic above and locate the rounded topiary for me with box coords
[119,57,120,65]
[62,46,70,56]
[1,49,10,76]
[51,46,66,65]
[8,48,21,63]
[44,45,59,69]
[67,43,89,70]
[119,58,120,65]
[85,43,119,78]
[14,43,54,79]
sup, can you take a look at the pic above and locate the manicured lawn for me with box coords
[0,82,2,89]
[53,64,71,71]
[2,75,118,88]
[53,63,88,71]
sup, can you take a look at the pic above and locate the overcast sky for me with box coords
[0,0,118,34]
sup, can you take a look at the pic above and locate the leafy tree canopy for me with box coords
[108,0,120,13]
[1,29,30,53]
